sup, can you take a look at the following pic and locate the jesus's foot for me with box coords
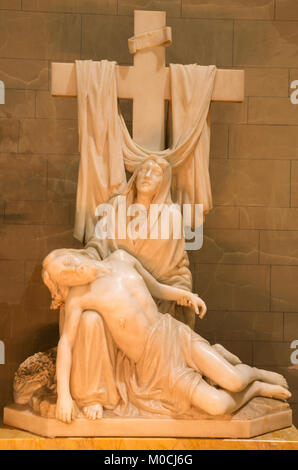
[257,369,289,389]
[257,382,291,401]
[83,404,103,420]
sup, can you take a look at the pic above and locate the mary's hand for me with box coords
[177,292,207,319]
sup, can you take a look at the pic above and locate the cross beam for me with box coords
[51,10,244,151]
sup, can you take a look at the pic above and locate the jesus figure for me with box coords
[42,248,290,424]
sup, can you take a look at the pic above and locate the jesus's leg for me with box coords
[191,378,291,416]
[190,341,288,393]
[212,343,241,365]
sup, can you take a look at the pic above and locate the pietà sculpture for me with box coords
[45,248,290,424]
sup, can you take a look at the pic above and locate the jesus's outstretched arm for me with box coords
[115,249,207,318]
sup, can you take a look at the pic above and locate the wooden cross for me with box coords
[51,10,244,151]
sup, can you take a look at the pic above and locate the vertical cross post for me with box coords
[132,10,168,151]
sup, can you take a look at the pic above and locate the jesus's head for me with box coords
[42,248,110,310]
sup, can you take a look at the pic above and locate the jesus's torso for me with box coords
[71,258,161,362]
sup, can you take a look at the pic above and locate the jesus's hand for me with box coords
[177,292,207,319]
[56,394,75,424]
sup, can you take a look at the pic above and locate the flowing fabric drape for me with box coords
[74,60,216,244]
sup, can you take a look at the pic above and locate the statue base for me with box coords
[3,398,292,439]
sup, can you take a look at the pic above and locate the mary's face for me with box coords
[136,160,163,198]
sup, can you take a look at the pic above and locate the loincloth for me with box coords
[114,313,208,417]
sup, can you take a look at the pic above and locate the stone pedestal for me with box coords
[3,397,292,439]
[1,424,298,450]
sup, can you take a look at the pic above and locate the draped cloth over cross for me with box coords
[74,59,217,244]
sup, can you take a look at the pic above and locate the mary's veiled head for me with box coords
[136,159,163,198]
[124,155,173,205]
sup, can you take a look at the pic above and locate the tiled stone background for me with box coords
[0,0,297,427]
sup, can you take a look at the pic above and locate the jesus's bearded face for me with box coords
[45,251,109,287]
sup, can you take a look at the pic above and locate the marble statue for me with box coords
[12,156,247,422]
[41,248,290,424]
